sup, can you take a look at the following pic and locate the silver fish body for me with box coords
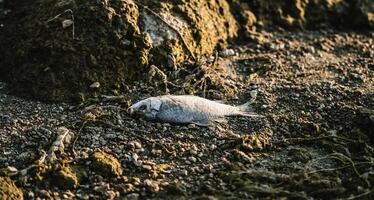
[128,95,260,126]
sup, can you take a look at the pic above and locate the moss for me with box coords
[0,177,23,200]
[91,151,123,177]
[29,160,84,190]
[54,163,80,190]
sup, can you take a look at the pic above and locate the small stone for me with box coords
[180,169,188,176]
[220,49,235,57]
[132,141,142,149]
[190,150,198,155]
[187,124,196,129]
[249,90,258,99]
[126,193,140,200]
[132,153,139,161]
[370,115,374,123]
[62,19,74,29]
[189,156,197,163]
[144,179,160,192]
[6,166,18,173]
[142,165,152,171]
[90,82,100,89]
[27,191,35,198]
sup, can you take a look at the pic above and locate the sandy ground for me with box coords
[1,30,373,199]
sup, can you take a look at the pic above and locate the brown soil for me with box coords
[0,0,373,102]
[1,30,373,199]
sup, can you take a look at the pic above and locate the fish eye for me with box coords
[139,105,147,110]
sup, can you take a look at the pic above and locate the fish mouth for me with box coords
[127,108,144,117]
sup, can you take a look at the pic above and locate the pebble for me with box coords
[220,49,235,57]
[180,169,188,176]
[89,82,100,89]
[126,193,140,200]
[190,150,198,155]
[189,156,197,163]
[249,90,258,99]
[62,19,74,29]
[7,166,18,173]
[143,179,160,192]
[369,115,374,123]
[132,153,139,161]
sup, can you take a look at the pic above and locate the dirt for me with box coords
[1,30,373,199]
[0,0,237,102]
[1,0,373,102]
[1,0,374,199]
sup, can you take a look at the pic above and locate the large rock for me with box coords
[0,0,237,101]
[0,0,372,102]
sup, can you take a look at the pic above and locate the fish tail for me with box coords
[236,101,264,118]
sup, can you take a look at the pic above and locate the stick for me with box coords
[47,127,73,162]
[273,135,357,145]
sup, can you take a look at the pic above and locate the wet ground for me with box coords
[1,30,373,199]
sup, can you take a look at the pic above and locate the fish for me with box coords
[127,95,262,126]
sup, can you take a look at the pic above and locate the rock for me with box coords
[220,49,235,57]
[0,177,23,200]
[189,156,197,163]
[179,169,188,176]
[89,82,100,89]
[126,193,140,200]
[91,151,123,177]
[62,19,73,29]
[249,90,258,99]
[130,141,142,149]
[143,179,160,192]
[6,166,17,173]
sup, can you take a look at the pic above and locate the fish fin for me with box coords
[236,101,254,112]
[236,101,264,118]
[214,118,228,124]
[191,118,211,127]
[213,100,225,104]
[192,122,210,127]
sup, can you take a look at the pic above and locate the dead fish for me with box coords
[127,95,262,126]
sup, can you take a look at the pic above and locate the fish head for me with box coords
[127,97,162,120]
